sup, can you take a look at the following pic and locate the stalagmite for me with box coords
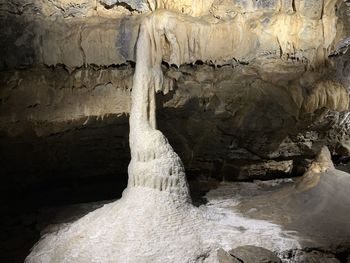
[127,14,190,202]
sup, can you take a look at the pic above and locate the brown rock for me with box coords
[228,245,282,263]
[296,146,334,191]
[217,248,241,263]
[336,141,350,157]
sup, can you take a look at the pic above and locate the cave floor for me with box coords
[1,172,350,263]
[205,173,350,256]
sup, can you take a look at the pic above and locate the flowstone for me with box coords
[25,2,345,262]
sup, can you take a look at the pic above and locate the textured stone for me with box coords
[228,245,282,263]
[0,59,349,182]
[0,15,142,70]
[217,248,240,263]
[335,140,350,156]
[301,80,349,114]
[0,0,141,18]
[296,146,334,191]
[222,160,293,181]
[100,0,149,11]
[0,66,133,136]
[2,0,349,70]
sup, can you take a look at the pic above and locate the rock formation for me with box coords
[1,1,350,188]
[295,145,335,190]
[234,146,350,255]
[26,0,342,262]
[1,0,349,262]
[127,13,190,200]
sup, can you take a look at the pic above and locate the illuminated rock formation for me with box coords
[19,1,350,262]
[26,2,336,263]
[127,14,190,200]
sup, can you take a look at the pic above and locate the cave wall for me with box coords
[1,0,350,200]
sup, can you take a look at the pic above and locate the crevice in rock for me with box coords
[79,26,86,67]
[229,254,244,263]
[99,0,140,13]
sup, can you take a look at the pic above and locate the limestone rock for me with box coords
[0,0,143,18]
[217,248,240,263]
[1,60,349,182]
[335,140,350,156]
[296,146,335,191]
[301,80,349,115]
[228,245,282,263]
[308,146,335,172]
[100,0,149,12]
[0,66,133,136]
[222,160,293,181]
[2,0,349,69]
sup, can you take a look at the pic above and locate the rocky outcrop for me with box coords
[1,0,349,69]
[0,15,142,69]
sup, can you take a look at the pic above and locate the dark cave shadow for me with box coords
[0,114,130,214]
[0,114,130,263]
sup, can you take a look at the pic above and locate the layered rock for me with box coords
[1,0,350,184]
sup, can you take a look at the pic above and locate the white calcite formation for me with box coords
[127,15,190,201]
[25,2,347,262]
